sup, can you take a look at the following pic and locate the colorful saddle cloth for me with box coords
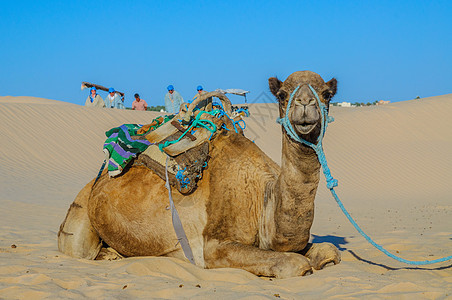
[103,124,152,177]
[101,109,246,195]
[102,116,175,177]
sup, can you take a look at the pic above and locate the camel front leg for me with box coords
[204,239,312,278]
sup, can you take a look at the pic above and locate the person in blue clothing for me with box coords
[191,85,212,111]
[84,87,105,108]
[164,85,184,114]
[106,88,125,109]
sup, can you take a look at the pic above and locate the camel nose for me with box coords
[295,97,316,107]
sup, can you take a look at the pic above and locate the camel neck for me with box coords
[280,134,320,177]
[278,133,320,208]
[265,133,320,251]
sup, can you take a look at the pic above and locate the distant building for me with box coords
[337,102,352,107]
[376,100,390,105]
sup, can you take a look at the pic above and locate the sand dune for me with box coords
[0,95,451,299]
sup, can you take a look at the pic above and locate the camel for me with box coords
[58,71,341,278]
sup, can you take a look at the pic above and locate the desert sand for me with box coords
[0,94,451,299]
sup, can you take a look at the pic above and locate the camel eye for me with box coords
[322,91,332,102]
[277,90,287,101]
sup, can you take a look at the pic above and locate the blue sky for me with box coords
[0,0,450,106]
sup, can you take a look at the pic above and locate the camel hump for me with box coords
[102,92,247,193]
[133,108,247,195]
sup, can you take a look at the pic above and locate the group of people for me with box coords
[85,87,125,109]
[85,84,208,113]
[85,87,148,111]
[164,85,210,113]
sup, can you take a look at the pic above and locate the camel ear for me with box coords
[326,78,337,98]
[268,77,282,97]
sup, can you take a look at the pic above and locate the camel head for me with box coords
[269,71,337,144]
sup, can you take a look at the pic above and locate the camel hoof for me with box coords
[303,242,341,270]
[319,260,337,270]
[95,247,123,261]
[271,253,313,278]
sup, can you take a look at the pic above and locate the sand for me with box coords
[0,95,451,299]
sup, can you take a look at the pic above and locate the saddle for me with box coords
[131,91,243,195]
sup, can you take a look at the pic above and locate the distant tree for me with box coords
[148,105,165,112]
[415,96,421,100]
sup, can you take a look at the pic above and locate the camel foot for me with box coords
[270,253,313,278]
[303,268,313,276]
[303,243,341,270]
[95,247,123,261]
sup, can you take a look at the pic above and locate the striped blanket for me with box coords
[103,124,152,177]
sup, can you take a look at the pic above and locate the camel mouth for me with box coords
[294,122,316,134]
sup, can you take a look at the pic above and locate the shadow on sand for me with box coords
[311,234,348,251]
[347,250,452,271]
[310,234,452,270]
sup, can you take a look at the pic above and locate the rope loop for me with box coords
[175,168,190,188]
[234,119,246,130]
[158,110,218,152]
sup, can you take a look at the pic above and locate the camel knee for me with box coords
[58,185,102,259]
[203,239,227,269]
[58,201,101,259]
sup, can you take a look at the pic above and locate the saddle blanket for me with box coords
[103,124,152,177]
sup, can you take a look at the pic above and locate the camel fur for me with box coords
[58,71,341,278]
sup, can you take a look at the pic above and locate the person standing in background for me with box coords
[164,85,184,114]
[191,85,212,111]
[85,87,105,108]
[192,85,206,102]
[132,93,148,111]
[106,88,125,109]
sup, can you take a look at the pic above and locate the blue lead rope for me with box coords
[278,84,452,265]
[330,189,452,265]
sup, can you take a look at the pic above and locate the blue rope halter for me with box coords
[277,83,452,265]
[277,84,337,189]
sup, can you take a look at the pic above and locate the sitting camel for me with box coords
[58,71,341,278]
